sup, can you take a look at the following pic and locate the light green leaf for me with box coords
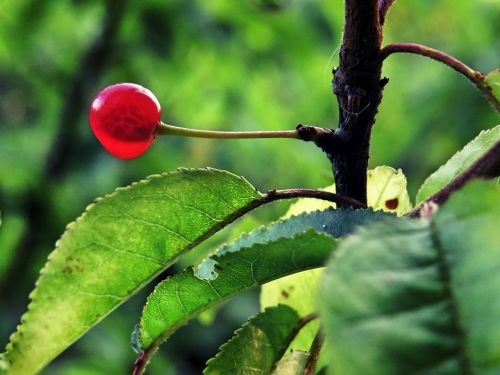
[272,350,309,375]
[204,305,302,375]
[285,166,412,218]
[485,68,500,102]
[366,166,412,215]
[261,269,323,351]
[416,125,500,203]
[0,168,262,375]
[320,181,500,375]
[139,228,337,351]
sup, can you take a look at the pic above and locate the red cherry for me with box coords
[89,83,161,159]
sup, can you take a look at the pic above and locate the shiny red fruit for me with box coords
[89,83,161,159]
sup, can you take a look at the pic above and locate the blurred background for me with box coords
[0,0,498,373]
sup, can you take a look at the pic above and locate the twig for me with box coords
[264,189,367,209]
[380,43,500,114]
[409,139,500,217]
[278,313,318,367]
[304,330,325,375]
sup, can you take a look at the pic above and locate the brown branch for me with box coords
[409,139,500,217]
[264,189,367,209]
[379,0,396,25]
[380,43,500,114]
[304,330,325,375]
[278,313,318,369]
[328,0,384,205]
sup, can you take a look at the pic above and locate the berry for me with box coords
[89,83,161,159]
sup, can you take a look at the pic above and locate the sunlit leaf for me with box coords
[272,350,309,375]
[485,68,500,102]
[261,269,322,351]
[366,166,412,215]
[416,125,500,203]
[284,166,411,217]
[320,181,500,375]
[0,168,262,375]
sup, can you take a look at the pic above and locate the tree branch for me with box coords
[304,330,325,375]
[380,43,500,114]
[327,0,384,205]
[409,139,500,217]
[379,0,396,25]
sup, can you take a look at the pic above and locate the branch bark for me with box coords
[380,43,500,114]
[322,0,385,205]
[378,0,396,25]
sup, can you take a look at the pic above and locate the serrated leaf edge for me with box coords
[416,125,500,203]
[203,304,300,374]
[0,167,260,370]
[137,228,335,350]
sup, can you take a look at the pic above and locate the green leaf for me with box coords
[228,208,390,250]
[0,168,262,375]
[272,350,309,375]
[139,228,336,351]
[366,166,412,216]
[138,208,386,371]
[261,202,391,355]
[204,305,302,375]
[485,68,500,102]
[416,125,500,203]
[261,269,322,351]
[320,181,500,375]
[285,166,412,218]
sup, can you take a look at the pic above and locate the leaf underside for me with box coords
[416,124,500,203]
[320,181,500,375]
[138,208,387,351]
[0,168,261,375]
[204,304,302,375]
[261,190,394,357]
[139,228,337,350]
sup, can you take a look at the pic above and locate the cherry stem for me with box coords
[380,43,500,114]
[158,121,300,139]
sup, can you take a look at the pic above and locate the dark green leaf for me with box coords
[320,181,500,375]
[259,208,390,353]
[139,208,388,353]
[139,229,336,351]
[204,305,301,375]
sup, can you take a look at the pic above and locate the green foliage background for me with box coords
[0,0,498,373]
